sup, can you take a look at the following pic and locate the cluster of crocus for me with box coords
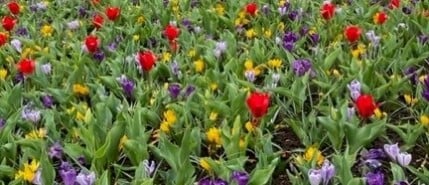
[384,143,412,167]
[308,160,335,185]
[282,31,299,52]
[167,83,196,99]
[58,161,96,185]
[359,148,387,185]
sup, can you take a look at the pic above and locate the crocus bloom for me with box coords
[76,171,96,185]
[2,16,16,31]
[170,60,181,76]
[418,35,428,45]
[85,35,99,53]
[244,70,256,82]
[366,171,384,185]
[383,143,400,161]
[308,169,322,185]
[32,169,42,185]
[184,85,196,97]
[143,160,156,176]
[365,30,381,46]
[396,152,412,166]
[422,76,429,101]
[321,1,335,20]
[117,75,135,97]
[246,92,270,118]
[373,11,388,25]
[41,63,52,74]
[93,50,105,62]
[292,59,313,76]
[137,50,157,71]
[59,162,77,185]
[278,6,288,16]
[168,83,181,99]
[355,94,377,119]
[232,171,249,185]
[7,1,20,15]
[0,118,6,129]
[404,67,417,85]
[214,41,227,58]
[320,160,335,184]
[21,104,41,123]
[48,142,63,159]
[362,148,386,160]
[347,80,361,100]
[245,2,258,16]
[67,20,80,30]
[344,25,361,43]
[106,6,121,21]
[41,95,54,108]
[11,39,22,52]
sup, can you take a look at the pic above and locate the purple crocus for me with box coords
[168,83,181,99]
[78,6,89,17]
[32,169,42,185]
[283,31,299,43]
[0,118,5,129]
[198,177,228,185]
[184,85,196,97]
[346,107,355,120]
[59,161,77,185]
[278,5,288,16]
[402,6,412,14]
[232,171,249,185]
[365,171,384,185]
[214,41,227,58]
[320,160,335,185]
[288,10,299,21]
[48,142,63,159]
[41,95,54,108]
[283,41,294,52]
[362,148,386,160]
[404,67,418,85]
[308,169,322,185]
[117,75,135,97]
[309,34,320,45]
[292,59,313,76]
[76,171,96,185]
[422,76,429,101]
[21,104,41,123]
[14,73,24,84]
[244,70,256,82]
[418,34,428,45]
[93,50,105,62]
[15,27,29,37]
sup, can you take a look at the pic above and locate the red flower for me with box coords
[92,14,104,29]
[320,2,335,20]
[164,24,180,41]
[373,11,388,25]
[0,33,8,47]
[106,6,121,21]
[245,2,258,16]
[246,92,270,118]
[2,16,16,31]
[85,35,99,53]
[7,1,20,15]
[344,25,361,43]
[355,94,377,119]
[17,59,36,75]
[389,0,400,9]
[138,51,157,71]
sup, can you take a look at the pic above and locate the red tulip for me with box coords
[0,33,8,47]
[355,94,377,119]
[164,24,180,41]
[17,59,36,75]
[321,2,335,20]
[138,51,157,71]
[344,25,361,43]
[245,2,258,16]
[2,16,16,31]
[373,11,388,25]
[246,92,270,118]
[389,0,400,9]
[92,14,104,29]
[85,35,99,53]
[106,6,121,21]
[7,1,20,15]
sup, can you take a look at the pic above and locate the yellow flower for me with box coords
[215,3,225,16]
[199,158,211,171]
[21,48,34,59]
[76,111,85,121]
[162,52,172,62]
[404,94,418,106]
[278,22,285,31]
[209,112,218,121]
[15,160,39,182]
[279,0,286,6]
[194,58,205,73]
[244,60,254,70]
[421,115,429,127]
[351,43,366,58]
[210,83,218,91]
[206,127,222,145]
[245,121,255,132]
[331,69,341,78]
[304,146,324,165]
[119,135,128,150]
[73,84,89,96]
[137,16,145,24]
[160,121,171,133]
[374,108,387,119]
[164,110,177,124]
[40,25,54,37]
[188,48,197,58]
[245,28,257,39]
[0,68,7,80]
[133,35,140,41]
[263,28,272,38]
[25,128,47,139]
[267,59,282,69]
[239,138,246,149]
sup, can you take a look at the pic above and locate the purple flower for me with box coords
[78,6,88,17]
[77,156,86,165]
[41,95,54,108]
[362,148,386,160]
[59,162,77,185]
[41,63,52,74]
[168,83,181,99]
[283,32,299,43]
[14,73,24,84]
[365,171,384,185]
[320,160,335,185]
[107,42,117,52]
[21,104,41,123]
[364,159,383,169]
[283,41,294,52]
[292,59,313,76]
[278,6,288,16]
[117,75,135,97]
[11,39,22,53]
[418,34,428,45]
[288,10,299,21]
[422,76,429,101]
[402,6,412,14]
[143,160,156,176]
[48,142,63,159]
[365,30,381,46]
[184,85,196,97]
[300,26,309,36]
[396,152,412,166]
[308,169,322,185]
[198,177,228,185]
[383,143,400,161]
[404,67,417,85]
[32,169,42,185]
[15,27,29,37]
[232,171,249,185]
[245,70,256,82]
[309,34,320,45]
[93,50,105,62]
[346,107,355,120]
[170,60,181,76]
[347,80,361,101]
[76,171,96,185]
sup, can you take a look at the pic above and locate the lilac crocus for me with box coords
[283,31,299,43]
[48,142,63,159]
[117,75,135,97]
[21,104,41,123]
[245,70,256,82]
[76,171,96,185]
[14,73,24,84]
[11,39,22,53]
[67,20,80,30]
[283,41,294,52]
[308,169,322,185]
[347,80,361,101]
[32,169,42,185]
[396,152,412,166]
[59,162,77,185]
[346,107,355,120]
[143,160,156,176]
[41,95,54,108]
[383,143,400,161]
[170,60,181,76]
[232,171,249,185]
[278,6,288,16]
[288,10,299,21]
[365,171,384,185]
[365,30,381,46]
[320,160,335,185]
[292,59,313,76]
[41,63,52,74]
[214,41,227,58]
[168,83,181,99]
[309,33,320,45]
